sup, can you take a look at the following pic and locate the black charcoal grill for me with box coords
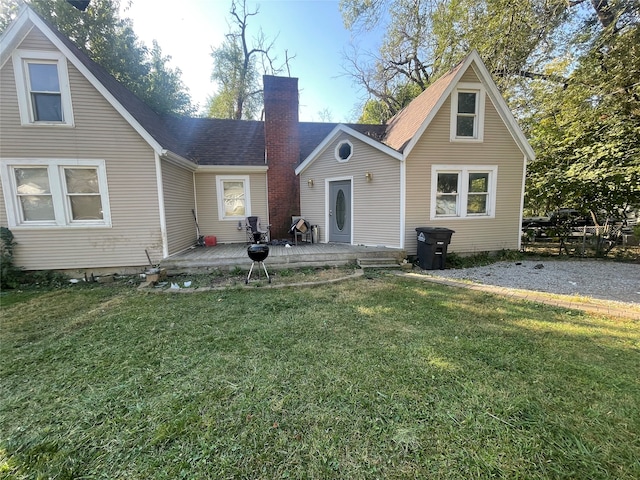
[246,244,271,284]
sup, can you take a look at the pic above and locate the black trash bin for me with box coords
[415,227,455,270]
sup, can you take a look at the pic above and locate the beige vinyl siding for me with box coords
[0,29,163,271]
[194,172,268,243]
[299,133,402,246]
[459,65,481,84]
[405,91,525,255]
[13,27,56,51]
[162,160,196,254]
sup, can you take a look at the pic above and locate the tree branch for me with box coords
[493,68,571,87]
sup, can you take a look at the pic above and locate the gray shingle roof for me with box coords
[163,119,388,166]
[298,122,387,163]
[165,117,266,166]
[38,12,187,157]
[24,8,412,167]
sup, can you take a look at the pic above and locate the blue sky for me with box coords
[122,0,381,122]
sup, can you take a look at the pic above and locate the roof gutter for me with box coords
[160,150,198,172]
[196,165,269,173]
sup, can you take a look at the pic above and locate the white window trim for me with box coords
[430,165,497,220]
[0,158,111,228]
[335,140,353,162]
[216,175,251,221]
[12,49,75,127]
[450,83,485,142]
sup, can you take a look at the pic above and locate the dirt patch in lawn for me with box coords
[157,264,362,290]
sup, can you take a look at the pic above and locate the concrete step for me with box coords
[160,244,407,275]
[163,252,361,274]
[357,257,403,269]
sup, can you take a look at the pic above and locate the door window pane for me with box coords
[336,189,346,230]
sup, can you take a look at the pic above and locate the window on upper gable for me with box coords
[12,50,74,126]
[450,84,485,142]
[27,62,63,121]
[335,140,353,162]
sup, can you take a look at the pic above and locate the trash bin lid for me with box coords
[416,227,454,244]
[415,227,455,234]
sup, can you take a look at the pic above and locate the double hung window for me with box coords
[1,159,110,227]
[27,62,63,121]
[455,92,477,137]
[216,175,251,220]
[12,50,74,126]
[432,165,497,219]
[450,83,485,141]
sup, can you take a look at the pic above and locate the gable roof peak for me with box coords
[383,55,469,152]
[382,50,534,160]
[1,5,189,159]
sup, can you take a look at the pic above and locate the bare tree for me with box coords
[208,0,295,120]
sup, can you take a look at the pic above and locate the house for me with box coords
[296,53,535,256]
[0,6,534,275]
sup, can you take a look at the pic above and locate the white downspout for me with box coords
[399,157,406,249]
[155,152,169,258]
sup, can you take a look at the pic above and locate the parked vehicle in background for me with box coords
[522,209,594,229]
[522,207,638,256]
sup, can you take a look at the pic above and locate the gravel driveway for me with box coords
[425,259,640,305]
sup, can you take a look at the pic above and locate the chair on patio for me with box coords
[290,216,311,245]
[245,216,270,244]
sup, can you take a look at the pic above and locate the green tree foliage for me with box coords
[1,0,194,115]
[357,82,422,123]
[341,0,569,120]
[342,0,639,217]
[524,2,640,217]
[0,227,21,288]
[146,40,193,116]
[208,32,262,120]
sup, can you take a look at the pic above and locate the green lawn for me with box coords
[1,275,639,479]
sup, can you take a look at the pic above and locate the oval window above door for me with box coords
[336,189,346,230]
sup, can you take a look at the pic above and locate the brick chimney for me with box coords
[263,75,300,239]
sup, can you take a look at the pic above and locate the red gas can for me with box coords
[204,236,217,247]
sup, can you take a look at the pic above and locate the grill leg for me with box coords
[246,261,256,284]
[260,261,271,283]
[246,261,271,284]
